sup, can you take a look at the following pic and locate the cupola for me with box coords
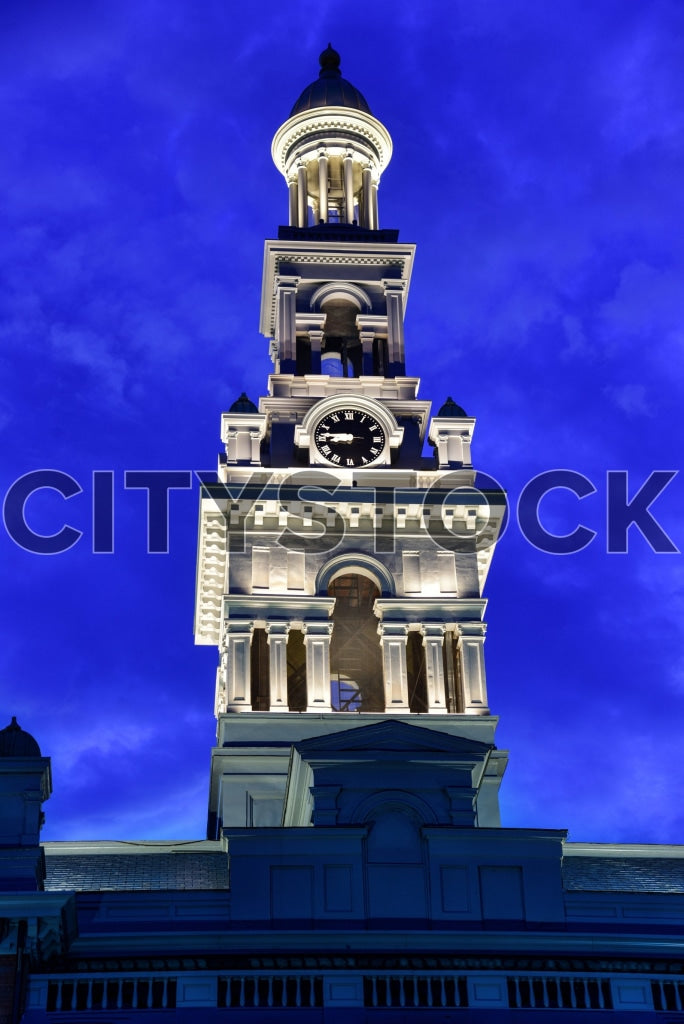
[271,46,393,229]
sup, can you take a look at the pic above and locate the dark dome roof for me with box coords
[290,45,371,116]
[229,392,258,414]
[438,396,468,417]
[0,717,41,757]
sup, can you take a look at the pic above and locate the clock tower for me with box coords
[195,46,507,840]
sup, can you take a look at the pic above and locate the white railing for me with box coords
[219,973,323,1008]
[364,973,466,1008]
[506,973,612,1010]
[45,974,175,1012]
[652,977,684,1013]
[29,966,682,1014]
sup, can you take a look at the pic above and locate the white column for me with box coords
[359,329,374,375]
[267,622,290,711]
[297,164,308,227]
[383,280,406,375]
[371,181,379,229]
[361,166,372,227]
[303,621,333,711]
[421,624,447,713]
[343,152,354,223]
[378,623,410,712]
[223,621,254,712]
[288,176,298,226]
[318,150,328,223]
[309,328,324,374]
[457,624,489,714]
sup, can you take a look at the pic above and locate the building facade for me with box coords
[1,47,683,1024]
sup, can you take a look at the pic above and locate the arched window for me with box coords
[321,298,361,377]
[328,573,384,711]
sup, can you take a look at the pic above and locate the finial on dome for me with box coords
[319,43,341,78]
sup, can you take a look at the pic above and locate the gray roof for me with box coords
[42,844,684,896]
[44,850,229,892]
[563,856,684,893]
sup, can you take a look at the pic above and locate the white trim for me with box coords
[310,281,371,312]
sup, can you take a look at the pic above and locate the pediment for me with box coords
[295,719,493,757]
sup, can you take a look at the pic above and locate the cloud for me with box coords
[49,324,129,403]
[603,383,653,417]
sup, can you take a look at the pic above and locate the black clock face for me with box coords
[313,408,386,467]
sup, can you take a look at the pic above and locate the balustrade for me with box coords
[33,966,676,1014]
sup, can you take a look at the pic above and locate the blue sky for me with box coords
[1,0,683,843]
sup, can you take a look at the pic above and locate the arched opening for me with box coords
[321,299,361,377]
[328,573,384,711]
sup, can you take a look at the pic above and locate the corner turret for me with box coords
[0,718,52,891]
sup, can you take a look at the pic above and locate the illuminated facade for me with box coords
[1,47,683,1024]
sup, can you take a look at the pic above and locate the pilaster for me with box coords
[267,622,290,711]
[303,622,334,712]
[457,624,489,714]
[275,275,300,373]
[223,621,254,712]
[421,624,448,713]
[378,622,410,712]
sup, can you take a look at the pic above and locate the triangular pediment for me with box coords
[295,719,494,757]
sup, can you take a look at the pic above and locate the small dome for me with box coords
[0,717,41,757]
[290,45,372,116]
[229,392,258,414]
[438,396,467,417]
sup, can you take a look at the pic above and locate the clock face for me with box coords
[313,408,386,467]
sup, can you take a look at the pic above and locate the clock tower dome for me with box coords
[195,47,507,839]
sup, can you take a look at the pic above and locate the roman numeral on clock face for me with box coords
[313,407,387,467]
